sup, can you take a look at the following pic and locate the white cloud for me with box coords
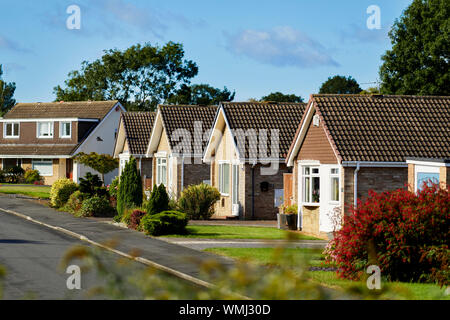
[225,26,339,68]
[0,35,32,54]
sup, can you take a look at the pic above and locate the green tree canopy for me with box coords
[260,92,304,103]
[167,84,235,105]
[54,42,199,111]
[379,0,449,95]
[0,65,16,116]
[72,152,119,183]
[319,75,362,94]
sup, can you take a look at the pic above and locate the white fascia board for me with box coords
[406,159,449,167]
[0,118,99,123]
[146,110,164,157]
[72,102,126,155]
[287,100,315,167]
[342,161,407,168]
[202,105,223,163]
[0,155,72,159]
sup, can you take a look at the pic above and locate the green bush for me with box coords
[145,184,169,215]
[140,211,188,236]
[108,176,120,198]
[178,183,220,220]
[24,169,43,184]
[283,204,298,215]
[117,157,143,217]
[50,178,78,208]
[2,166,25,184]
[65,191,87,214]
[79,196,115,218]
[79,172,108,198]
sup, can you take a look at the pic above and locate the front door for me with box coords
[66,159,73,180]
[231,165,239,216]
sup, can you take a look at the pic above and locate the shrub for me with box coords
[128,210,147,230]
[50,178,78,208]
[117,157,143,217]
[65,191,87,214]
[24,169,43,184]
[140,211,188,236]
[282,204,298,215]
[2,166,25,184]
[108,176,120,198]
[79,172,108,198]
[178,183,220,220]
[325,184,449,287]
[79,196,115,218]
[145,184,169,216]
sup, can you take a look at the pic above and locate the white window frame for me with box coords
[37,121,54,139]
[330,167,340,203]
[32,159,53,177]
[156,157,167,186]
[218,161,230,196]
[60,121,72,139]
[302,166,320,206]
[4,122,20,138]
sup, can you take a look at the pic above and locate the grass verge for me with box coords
[0,185,51,199]
[162,225,320,240]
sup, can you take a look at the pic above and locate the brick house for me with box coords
[113,112,155,189]
[146,105,217,198]
[0,101,125,185]
[203,102,306,220]
[286,94,450,238]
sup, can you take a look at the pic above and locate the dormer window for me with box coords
[37,122,54,138]
[4,122,20,138]
[60,121,71,138]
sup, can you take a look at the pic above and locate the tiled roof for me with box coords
[159,105,218,154]
[122,112,156,155]
[312,94,450,162]
[0,145,76,156]
[3,101,119,120]
[222,102,306,160]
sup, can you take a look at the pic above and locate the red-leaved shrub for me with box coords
[325,183,449,287]
[128,210,147,230]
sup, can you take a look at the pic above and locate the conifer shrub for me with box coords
[145,184,169,216]
[116,157,143,218]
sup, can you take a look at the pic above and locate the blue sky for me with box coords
[0,0,412,103]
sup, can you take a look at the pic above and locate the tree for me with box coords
[72,152,119,183]
[167,84,235,105]
[54,42,199,111]
[260,92,303,103]
[360,87,381,95]
[379,0,449,95]
[0,65,16,116]
[145,184,169,215]
[319,75,362,94]
[117,157,143,216]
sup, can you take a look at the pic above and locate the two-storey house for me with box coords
[0,101,125,185]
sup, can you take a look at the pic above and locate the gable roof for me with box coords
[3,101,119,120]
[121,112,156,155]
[147,105,218,156]
[218,102,306,160]
[287,94,450,165]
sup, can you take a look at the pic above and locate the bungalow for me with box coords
[286,94,450,238]
[113,112,155,189]
[0,100,125,185]
[203,102,306,220]
[146,105,217,198]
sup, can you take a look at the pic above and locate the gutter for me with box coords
[354,162,361,208]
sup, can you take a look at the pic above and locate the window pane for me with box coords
[33,160,53,176]
[223,164,230,194]
[312,177,320,203]
[312,168,319,174]
[304,167,310,175]
[304,177,310,203]
[13,123,19,136]
[331,177,339,201]
[417,172,439,190]
[6,124,12,136]
[331,168,339,175]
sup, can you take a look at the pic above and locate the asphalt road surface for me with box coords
[0,210,190,300]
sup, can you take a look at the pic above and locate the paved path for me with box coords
[0,195,235,297]
[159,238,328,250]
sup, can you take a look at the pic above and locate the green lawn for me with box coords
[0,185,51,199]
[163,225,320,240]
[204,247,449,300]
